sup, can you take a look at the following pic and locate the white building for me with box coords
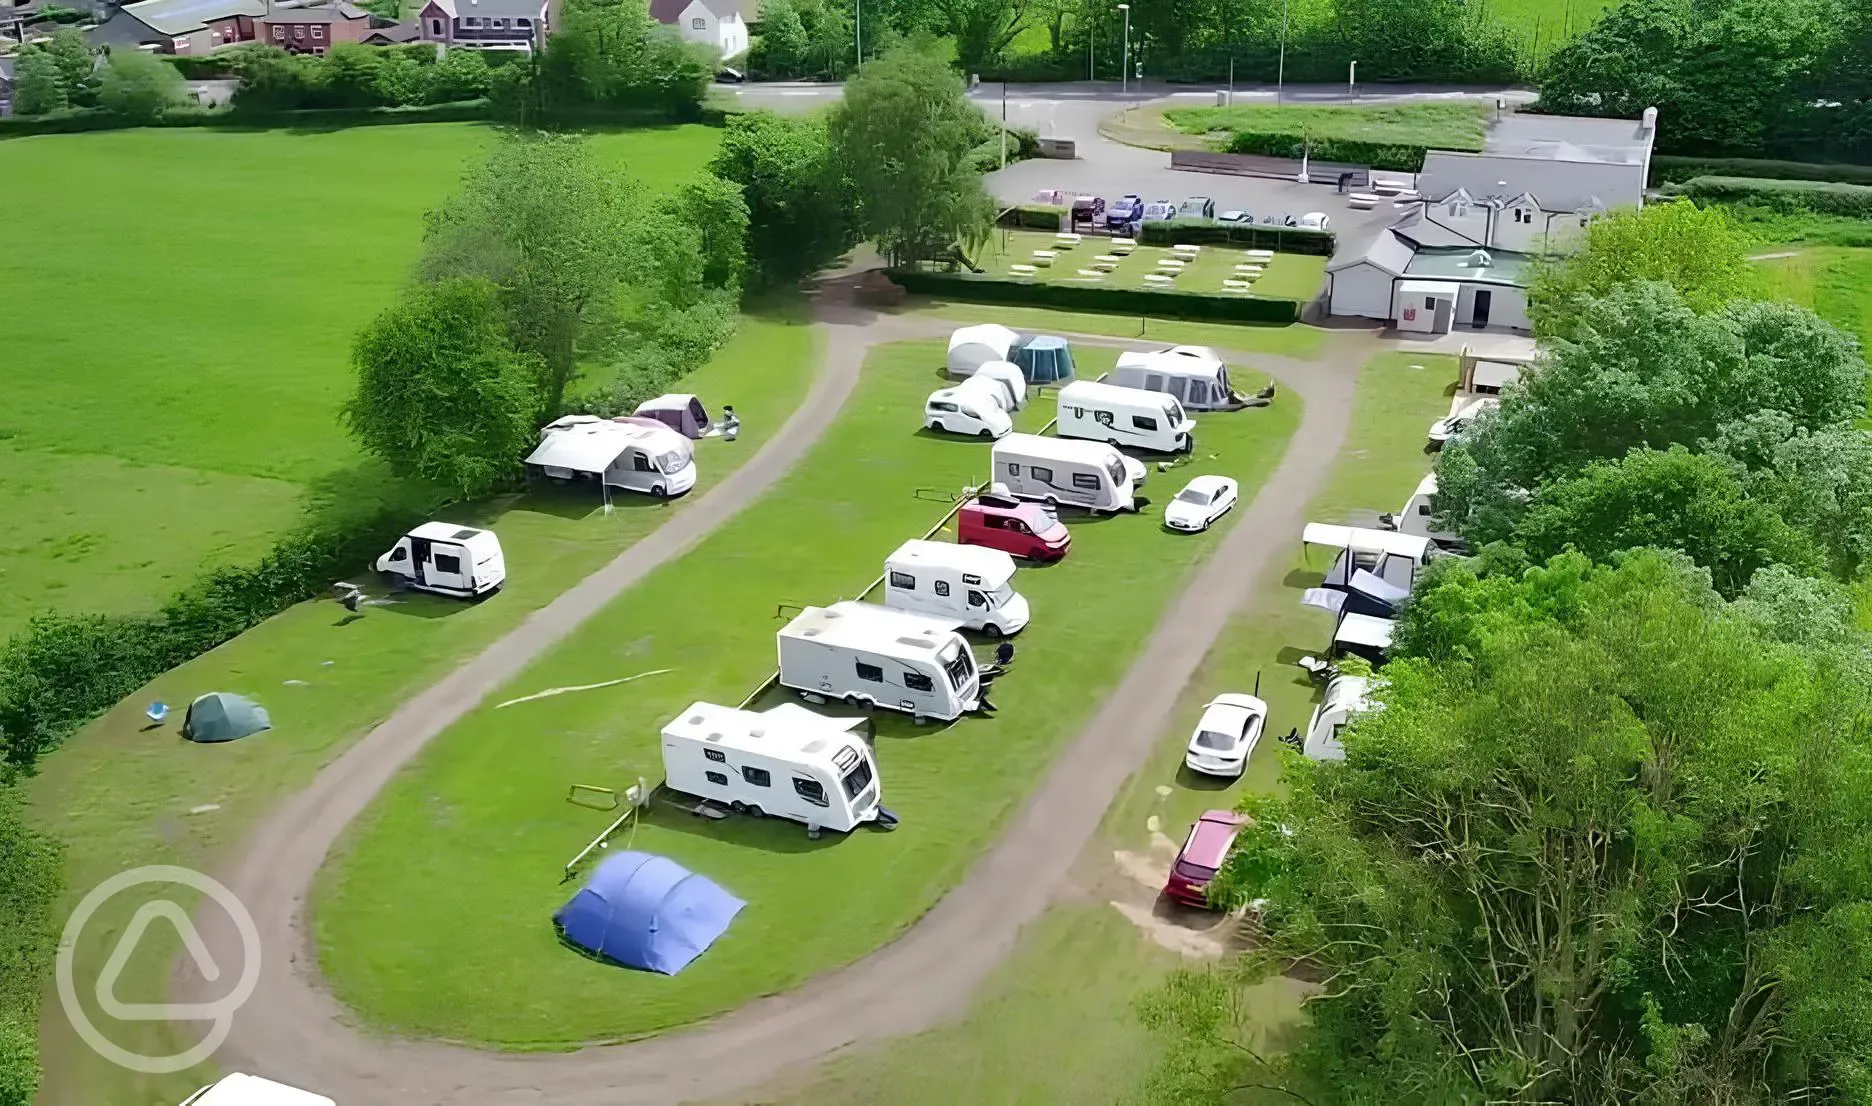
[650,0,745,56]
[1326,108,1659,334]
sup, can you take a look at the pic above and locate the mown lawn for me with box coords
[0,123,720,629]
[975,229,1329,302]
[314,337,1304,1046]
[1751,245,1872,349]
[24,310,817,1106]
[1161,102,1490,151]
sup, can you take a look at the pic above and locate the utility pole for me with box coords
[1349,59,1357,99]
[1088,9,1095,80]
[1118,3,1130,96]
[855,0,861,68]
[1276,0,1289,105]
[1000,82,1008,169]
[1227,55,1234,106]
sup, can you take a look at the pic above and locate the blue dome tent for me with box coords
[554,852,744,975]
[1010,335,1076,384]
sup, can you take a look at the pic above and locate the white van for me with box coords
[376,522,505,598]
[661,701,881,832]
[991,433,1137,513]
[1382,472,1464,549]
[1303,674,1377,761]
[1055,380,1194,453]
[526,415,698,498]
[181,1073,334,1106]
[883,539,1030,636]
[777,601,983,721]
[925,376,1014,439]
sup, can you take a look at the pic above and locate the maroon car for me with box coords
[957,491,1071,562]
[1163,809,1246,908]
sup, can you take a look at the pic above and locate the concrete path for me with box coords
[185,295,1368,1104]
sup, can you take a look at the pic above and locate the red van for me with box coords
[957,491,1071,562]
[1163,810,1246,908]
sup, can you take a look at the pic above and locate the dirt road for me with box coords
[186,297,1366,1104]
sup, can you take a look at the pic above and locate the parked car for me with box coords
[715,67,746,83]
[1163,809,1247,907]
[1141,200,1178,223]
[1107,194,1145,229]
[1217,209,1253,225]
[1428,397,1498,447]
[1178,196,1216,220]
[1183,693,1268,778]
[1070,194,1106,228]
[959,488,1072,561]
[1163,475,1238,532]
[1297,211,1332,231]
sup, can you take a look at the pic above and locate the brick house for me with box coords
[256,1,369,53]
[415,0,546,50]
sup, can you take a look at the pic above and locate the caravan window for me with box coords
[934,580,950,597]
[658,450,686,474]
[1072,472,1100,491]
[1032,466,1054,484]
[1004,462,1021,477]
[1106,458,1128,486]
[968,590,988,608]
[1146,374,1165,391]
[856,661,884,683]
[905,671,933,692]
[705,770,728,786]
[841,756,874,800]
[793,777,830,806]
[941,643,974,689]
[634,452,654,472]
[742,766,771,787]
[889,571,916,590]
[389,547,408,562]
[433,554,462,574]
[932,401,959,413]
[1132,414,1158,431]
[1168,400,1186,423]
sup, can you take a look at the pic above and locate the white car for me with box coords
[1217,209,1252,225]
[1184,693,1269,778]
[1163,475,1239,532]
[1428,397,1499,447]
[1297,211,1331,231]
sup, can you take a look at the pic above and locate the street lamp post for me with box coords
[1349,60,1357,99]
[1118,3,1130,96]
[1276,0,1289,104]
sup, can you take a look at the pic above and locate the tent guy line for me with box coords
[495,669,675,710]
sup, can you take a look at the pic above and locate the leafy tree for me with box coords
[318,42,387,108]
[227,47,325,112]
[373,52,428,105]
[1527,201,1753,337]
[344,277,542,498]
[1745,426,1872,579]
[423,44,490,103]
[43,28,98,108]
[796,0,856,79]
[752,0,811,76]
[10,49,67,117]
[828,46,996,266]
[931,0,1030,71]
[539,0,713,117]
[661,174,749,292]
[98,47,190,123]
[1510,446,1823,596]
[710,110,857,285]
[419,132,638,414]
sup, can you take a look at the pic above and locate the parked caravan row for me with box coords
[991,433,1139,513]
[661,701,882,832]
[1055,380,1194,454]
[776,601,983,720]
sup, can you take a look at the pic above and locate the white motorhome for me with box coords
[1301,522,1432,591]
[1055,380,1194,453]
[376,522,506,598]
[1383,472,1463,549]
[777,601,983,721]
[525,415,698,498]
[661,701,881,832]
[1302,674,1376,761]
[991,433,1137,513]
[925,375,1015,439]
[181,1073,335,1106]
[883,539,1030,636]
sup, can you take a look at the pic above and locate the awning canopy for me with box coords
[1335,613,1398,651]
[1302,523,1431,561]
[1302,588,1348,615]
[525,427,630,474]
[1472,360,1522,389]
[1349,569,1410,610]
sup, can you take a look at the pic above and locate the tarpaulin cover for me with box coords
[554,852,744,975]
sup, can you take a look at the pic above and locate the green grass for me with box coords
[1751,245,1872,348]
[313,337,1303,1046]
[23,310,817,1106]
[1161,102,1490,151]
[975,230,1328,302]
[0,123,721,629]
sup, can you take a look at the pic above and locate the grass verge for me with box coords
[975,229,1327,301]
[1160,102,1489,151]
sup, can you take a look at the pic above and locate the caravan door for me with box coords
[422,541,469,593]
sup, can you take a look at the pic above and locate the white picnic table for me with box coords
[1094,254,1122,264]
[1156,258,1187,269]
[1143,273,1176,285]
[1244,249,1274,260]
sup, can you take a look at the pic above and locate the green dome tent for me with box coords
[182,693,271,744]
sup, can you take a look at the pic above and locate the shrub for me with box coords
[1137,219,1336,256]
[1649,156,1872,187]
[1222,131,1429,173]
[0,784,59,1106]
[996,204,1064,230]
[888,268,1301,324]
[1664,176,1872,220]
[99,48,190,124]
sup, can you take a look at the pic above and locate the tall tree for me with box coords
[10,49,66,117]
[42,29,98,109]
[931,0,1031,71]
[98,47,190,123]
[419,132,637,414]
[539,0,714,117]
[710,110,857,285]
[1526,201,1753,337]
[753,0,811,75]
[344,277,542,498]
[828,46,996,266]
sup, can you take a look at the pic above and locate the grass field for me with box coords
[313,337,1304,1046]
[975,230,1329,302]
[754,350,1456,1105]
[1752,245,1872,349]
[23,310,817,1106]
[0,123,721,629]
[1161,102,1490,151]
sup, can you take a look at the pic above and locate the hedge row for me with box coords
[1663,176,1872,219]
[161,42,450,80]
[0,99,495,138]
[0,505,426,774]
[1138,219,1337,256]
[1648,155,1872,187]
[889,269,1301,325]
[998,204,1067,230]
[1223,131,1428,173]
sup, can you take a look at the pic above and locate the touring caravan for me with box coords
[883,539,1030,636]
[1055,380,1194,453]
[777,602,983,721]
[1302,674,1376,761]
[376,522,506,599]
[1381,472,1464,549]
[947,323,1019,378]
[526,415,698,498]
[925,376,1015,439]
[1109,346,1239,410]
[181,1074,334,1106]
[660,701,882,832]
[1301,523,1432,592]
[990,434,1137,513]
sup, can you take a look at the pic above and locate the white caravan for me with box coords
[1301,522,1432,591]
[777,601,983,721]
[990,433,1137,513]
[883,539,1030,636]
[1383,472,1463,549]
[925,375,1015,439]
[660,701,881,832]
[181,1073,335,1106]
[525,415,698,498]
[376,522,506,598]
[1110,345,1237,410]
[1302,674,1377,761]
[1055,380,1195,453]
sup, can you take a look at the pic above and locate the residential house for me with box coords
[415,0,546,50]
[256,0,368,53]
[649,0,744,57]
[1324,108,1659,334]
[359,18,417,42]
[90,0,264,53]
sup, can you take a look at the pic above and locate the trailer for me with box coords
[1109,345,1241,410]
[1380,472,1464,549]
[990,433,1137,513]
[181,1074,334,1106]
[1302,674,1377,761]
[375,522,506,599]
[1055,380,1194,453]
[777,602,983,721]
[661,701,882,832]
[882,539,1030,636]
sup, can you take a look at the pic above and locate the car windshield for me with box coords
[1106,458,1127,486]
[1176,488,1211,505]
[1173,859,1218,882]
[1195,729,1235,750]
[990,582,1016,606]
[657,450,687,474]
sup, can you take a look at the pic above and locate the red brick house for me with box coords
[256,1,370,53]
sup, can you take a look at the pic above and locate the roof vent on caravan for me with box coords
[803,739,827,754]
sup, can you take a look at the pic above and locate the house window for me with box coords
[517,15,531,25]
[464,16,479,25]
[793,777,829,806]
[705,770,728,786]
[272,24,284,37]
[433,554,462,574]
[904,672,933,692]
[742,766,771,787]
[1071,473,1099,490]
[889,571,915,590]
[704,748,726,762]
[311,25,322,38]
[933,580,950,597]
[1132,414,1158,431]
[691,15,706,27]
[429,17,442,33]
[293,24,304,37]
[1031,466,1053,483]
[855,661,884,683]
